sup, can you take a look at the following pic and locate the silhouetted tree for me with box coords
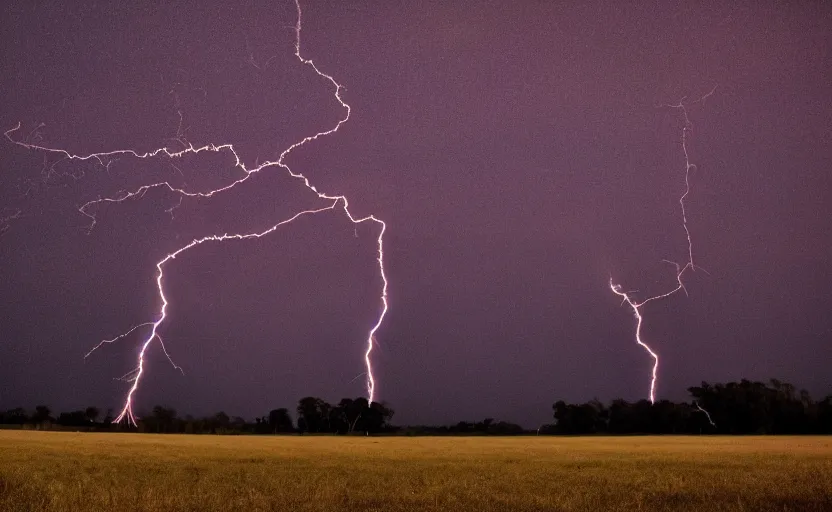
[364,401,395,433]
[268,408,294,433]
[2,407,28,424]
[547,378,827,436]
[818,396,832,434]
[57,410,88,427]
[213,411,231,432]
[149,406,178,433]
[296,397,330,433]
[32,405,52,424]
[231,416,247,432]
[85,406,100,424]
[607,399,634,433]
[335,398,367,433]
[552,400,605,434]
[537,423,557,435]
[488,420,524,435]
[686,379,817,434]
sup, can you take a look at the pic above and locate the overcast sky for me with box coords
[1,0,830,427]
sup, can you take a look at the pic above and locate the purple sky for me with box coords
[1,1,830,427]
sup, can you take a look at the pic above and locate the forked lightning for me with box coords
[5,0,387,425]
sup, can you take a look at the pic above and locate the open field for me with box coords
[0,432,830,511]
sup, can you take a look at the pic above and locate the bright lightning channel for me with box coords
[4,0,387,425]
[609,87,716,404]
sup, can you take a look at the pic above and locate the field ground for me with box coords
[0,432,830,511]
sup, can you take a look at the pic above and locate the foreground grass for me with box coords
[1,432,830,511]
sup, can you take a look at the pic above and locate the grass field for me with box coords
[0,432,830,511]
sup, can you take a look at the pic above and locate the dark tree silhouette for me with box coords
[85,406,100,424]
[549,379,823,435]
[268,408,294,433]
[213,411,231,431]
[10,377,830,436]
[296,397,330,433]
[148,406,178,433]
[32,405,52,424]
[334,398,367,433]
[364,401,395,433]
[2,407,28,424]
[57,410,89,427]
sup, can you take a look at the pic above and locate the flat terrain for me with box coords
[0,432,830,511]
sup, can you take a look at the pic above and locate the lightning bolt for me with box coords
[609,86,716,404]
[694,400,716,428]
[5,0,387,425]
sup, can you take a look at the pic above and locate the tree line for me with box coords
[545,379,832,435]
[0,396,395,435]
[2,379,831,435]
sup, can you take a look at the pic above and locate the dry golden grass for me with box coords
[0,431,830,511]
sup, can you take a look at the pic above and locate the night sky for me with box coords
[1,1,830,428]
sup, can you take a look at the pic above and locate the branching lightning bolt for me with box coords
[609,86,716,404]
[5,0,387,425]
